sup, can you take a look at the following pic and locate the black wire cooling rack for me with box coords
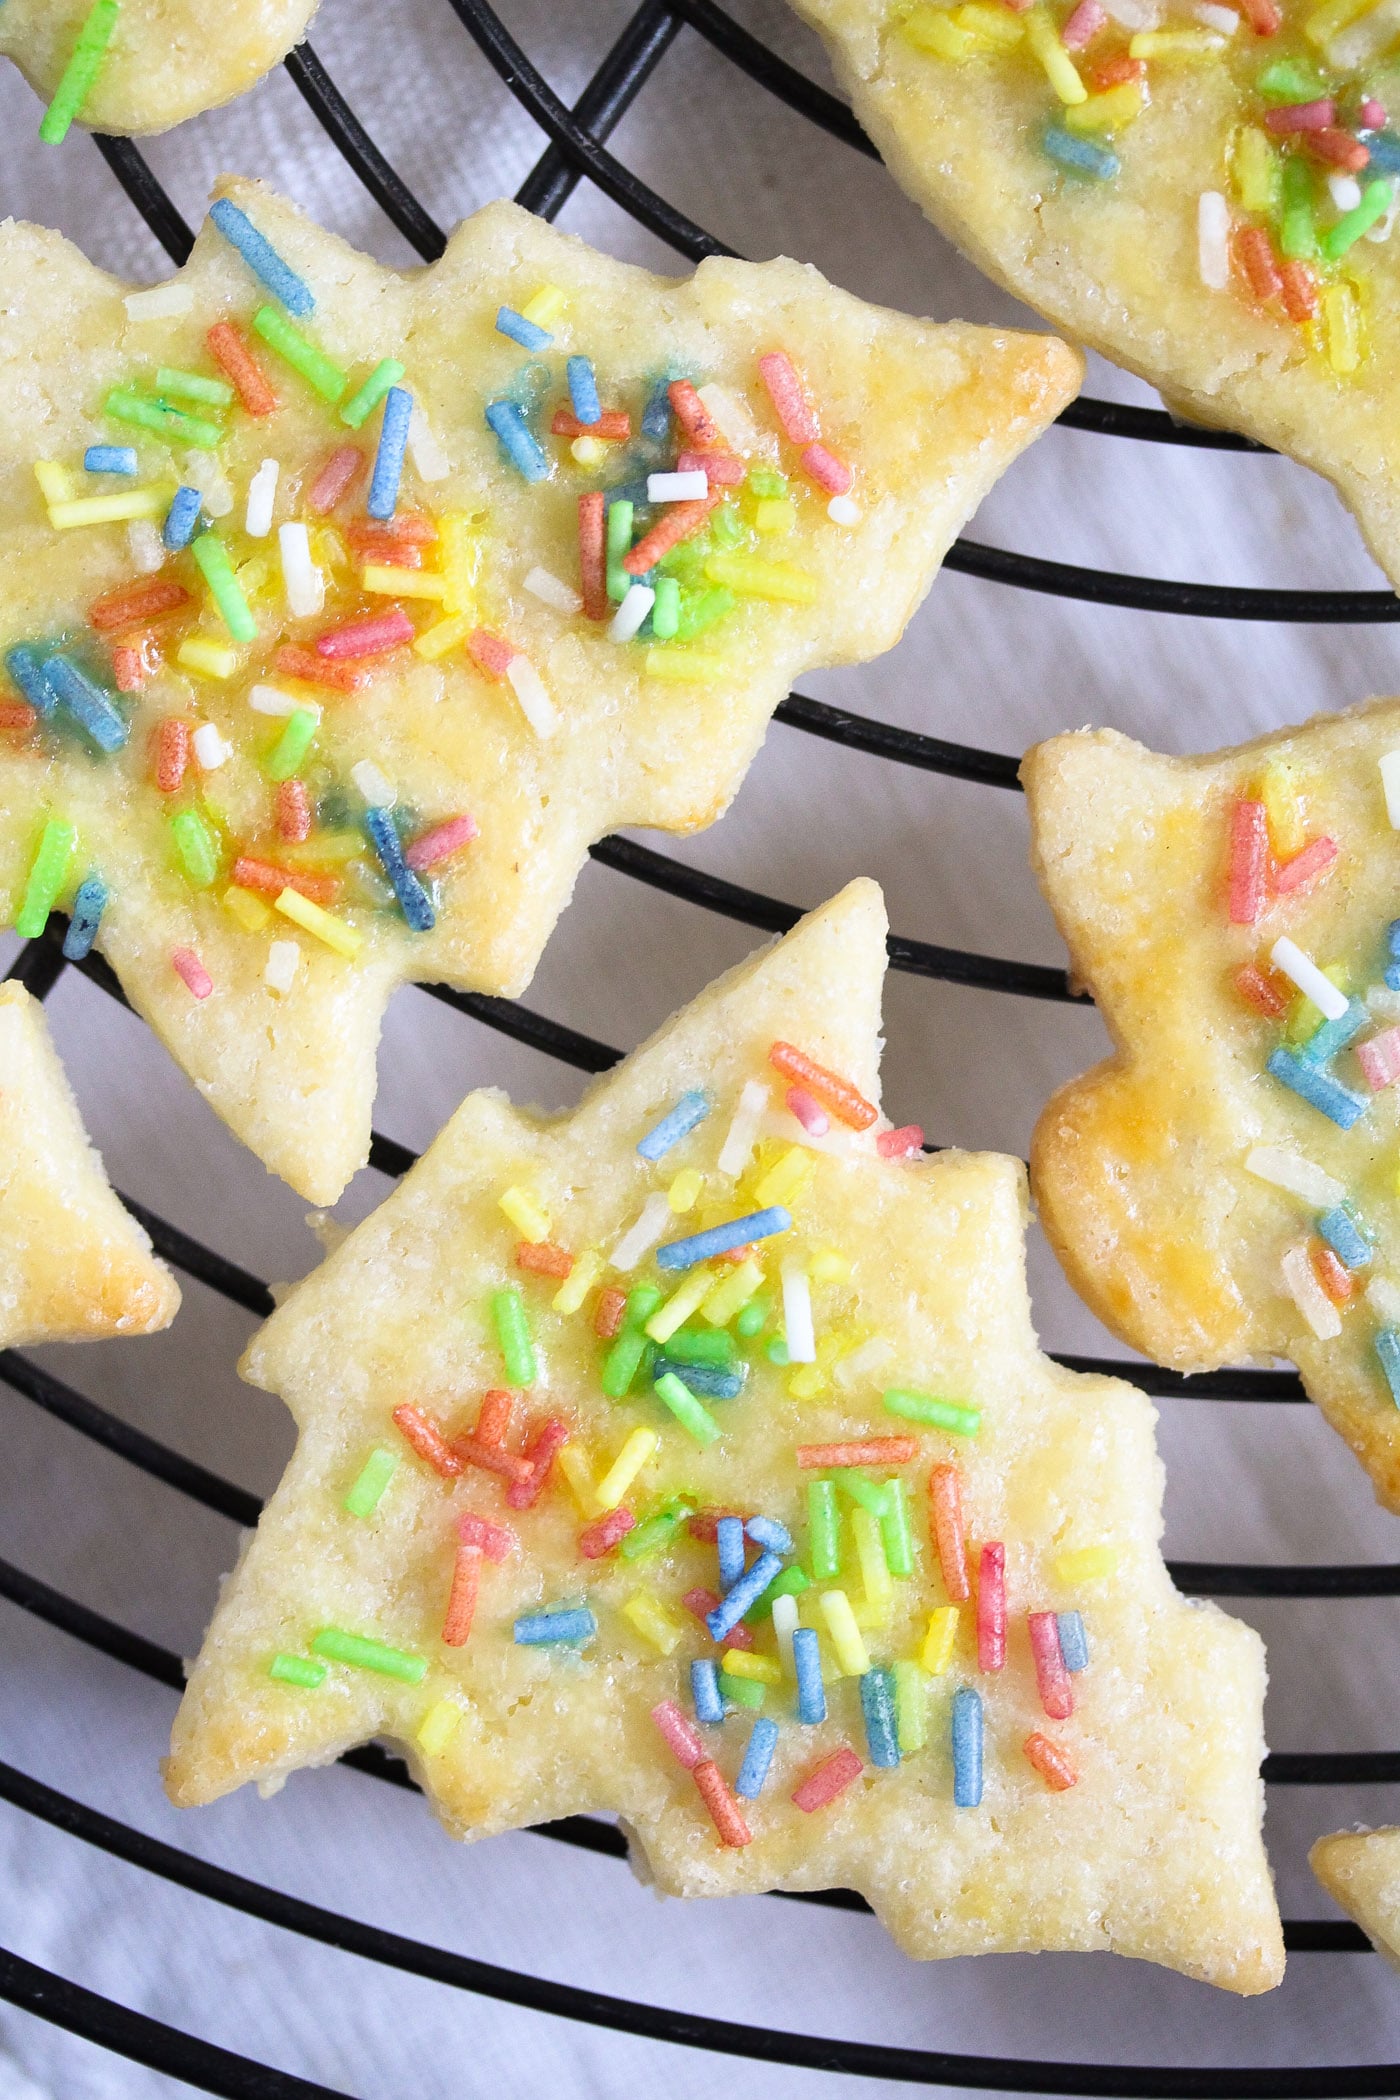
[6,2,1400,2091]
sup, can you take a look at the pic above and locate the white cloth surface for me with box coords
[2,0,1400,2091]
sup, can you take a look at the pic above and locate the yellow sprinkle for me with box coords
[646,1267,713,1344]
[1258,758,1306,860]
[951,0,1025,44]
[416,1699,462,1756]
[437,513,481,617]
[721,1651,781,1684]
[901,4,979,55]
[1025,10,1086,101]
[557,1442,596,1516]
[852,1506,894,1611]
[704,552,819,604]
[921,1605,959,1675]
[361,564,447,601]
[1231,125,1281,216]
[1286,962,1348,1044]
[1128,26,1223,52]
[284,832,362,867]
[571,436,609,467]
[498,1184,551,1244]
[177,637,240,680]
[848,1596,890,1630]
[809,1247,851,1284]
[894,1659,929,1753]
[787,1363,827,1400]
[668,1168,704,1214]
[595,1426,659,1512]
[1304,0,1372,42]
[274,886,363,958]
[553,1247,602,1316]
[701,1256,765,1328]
[48,487,168,529]
[818,1588,870,1676]
[521,282,566,329]
[413,613,472,662]
[223,884,272,932]
[33,460,74,506]
[1323,280,1361,375]
[753,1144,815,1213]
[753,497,797,536]
[1062,80,1145,131]
[644,648,729,683]
[1054,1544,1118,1585]
[622,1589,686,1655]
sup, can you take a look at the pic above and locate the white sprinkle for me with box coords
[827,494,861,526]
[781,1260,816,1363]
[610,1191,673,1271]
[610,582,656,644]
[264,940,301,995]
[1270,937,1348,1020]
[1197,191,1231,291]
[523,564,583,615]
[717,1080,769,1178]
[771,1591,800,1678]
[1328,171,1363,214]
[506,653,559,737]
[351,758,396,808]
[760,1107,853,1158]
[647,470,708,502]
[1244,1144,1346,1209]
[182,450,233,519]
[1381,750,1400,828]
[278,521,324,619]
[696,382,760,452]
[1369,984,1400,1020]
[192,722,230,770]
[1367,1275,1400,1325]
[833,1334,894,1391]
[1194,2,1238,29]
[1102,0,1160,25]
[1280,1241,1342,1341]
[407,404,451,482]
[249,683,321,720]
[124,281,195,321]
[245,458,280,539]
[1327,0,1400,69]
[127,518,166,573]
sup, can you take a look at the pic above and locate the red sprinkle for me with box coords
[758,351,819,444]
[506,1416,571,1510]
[791,1746,863,1813]
[1264,97,1334,133]
[274,644,366,692]
[206,321,279,416]
[1088,50,1144,86]
[516,1240,574,1279]
[651,1699,704,1771]
[404,815,477,871]
[89,577,190,632]
[623,493,721,577]
[551,407,631,441]
[346,527,424,570]
[475,1389,514,1450]
[456,1435,533,1485]
[693,1759,753,1847]
[1311,1240,1354,1306]
[686,1510,750,1543]
[682,1586,755,1651]
[1273,834,1337,895]
[276,778,312,843]
[1304,128,1370,170]
[466,627,517,679]
[876,1124,924,1159]
[796,1438,917,1469]
[929,1463,970,1603]
[1227,798,1269,924]
[457,1510,514,1562]
[594,1287,627,1340]
[977,1542,1006,1672]
[230,855,339,908]
[1027,1611,1074,1720]
[1060,0,1105,44]
[800,442,853,496]
[392,1402,465,1478]
[0,701,37,733]
[171,947,212,1000]
[769,1040,877,1130]
[1235,962,1290,1020]
[1233,226,1283,303]
[154,716,190,795]
[785,1085,829,1136]
[1278,259,1319,323]
[316,609,414,661]
[677,447,744,485]
[1024,1732,1077,1790]
[667,379,723,449]
[1237,0,1281,30]
[578,490,608,623]
[442,1540,481,1646]
[579,1506,636,1558]
[306,444,366,515]
[1357,1024,1400,1092]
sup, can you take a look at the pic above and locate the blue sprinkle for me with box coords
[1317,1204,1372,1270]
[746,1515,793,1556]
[1388,919,1400,960]
[716,1515,747,1593]
[706,1550,783,1642]
[637,1088,710,1161]
[513,1606,596,1647]
[367,385,412,522]
[1377,1328,1400,1406]
[1387,964,1400,992]
[860,1667,900,1769]
[209,197,314,316]
[951,1687,983,1807]
[651,1356,745,1399]
[567,355,601,426]
[605,478,651,510]
[1300,999,1368,1065]
[1266,1047,1367,1130]
[1364,130,1400,175]
[641,380,673,442]
[735,1716,780,1800]
[793,1627,826,1724]
[43,655,127,753]
[484,399,550,482]
[364,806,435,933]
[691,1657,725,1724]
[62,876,108,961]
[1056,1610,1089,1674]
[495,305,552,352]
[83,445,137,476]
[1043,124,1119,181]
[5,644,58,716]
[162,485,203,552]
[656,1207,792,1272]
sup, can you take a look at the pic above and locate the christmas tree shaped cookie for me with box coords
[1312,1828,1400,1967]
[1,0,319,137]
[165,881,1281,1992]
[0,981,178,1346]
[1026,699,1400,1512]
[0,177,1080,1205]
[793,0,1400,589]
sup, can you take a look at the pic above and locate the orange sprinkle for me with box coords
[551,408,631,441]
[442,1539,481,1646]
[1024,1732,1077,1790]
[768,1040,877,1130]
[154,717,190,795]
[273,644,366,693]
[1278,259,1318,323]
[454,1435,533,1484]
[112,641,150,693]
[929,1462,970,1603]
[578,490,608,623]
[475,1388,515,1450]
[392,1401,465,1478]
[1237,0,1281,29]
[89,577,190,632]
[229,855,340,907]
[692,1758,753,1847]
[1233,225,1282,303]
[1088,51,1144,87]
[667,379,723,449]
[516,1240,574,1279]
[795,1438,918,1469]
[345,527,424,570]
[0,700,36,733]
[1311,1241,1354,1306]
[594,1286,627,1339]
[276,778,312,843]
[1234,961,1290,1019]
[1304,127,1370,171]
[622,493,721,578]
[206,320,279,416]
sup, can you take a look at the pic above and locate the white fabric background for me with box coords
[2,0,1399,2090]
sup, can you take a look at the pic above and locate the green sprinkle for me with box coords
[747,466,788,498]
[881,1477,914,1579]
[263,706,318,781]
[808,1478,841,1579]
[765,1336,790,1366]
[601,1325,650,1399]
[14,819,76,939]
[340,357,407,429]
[169,809,219,889]
[841,1471,893,1519]
[673,585,735,642]
[491,1286,537,1385]
[344,1446,398,1518]
[1279,156,1317,261]
[105,386,223,450]
[1256,57,1328,101]
[734,1293,769,1339]
[619,1497,695,1562]
[156,365,235,408]
[625,1284,664,1329]
[743,1562,810,1624]
[1320,178,1394,261]
[893,1658,928,1753]
[653,1369,721,1447]
[311,1627,427,1682]
[252,305,349,403]
[718,1670,765,1710]
[710,500,746,548]
[269,1653,327,1689]
[883,1387,981,1437]
[191,531,257,643]
[663,1326,735,1367]
[606,498,634,603]
[650,575,680,640]
[39,0,120,144]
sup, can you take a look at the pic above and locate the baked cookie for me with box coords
[0,980,178,1346]
[165,880,1281,1991]
[793,0,1400,589]
[1026,699,1400,1511]
[0,0,318,138]
[0,178,1080,1206]
[1312,1827,1400,1967]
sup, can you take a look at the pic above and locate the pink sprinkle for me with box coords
[977,1542,1006,1672]
[792,1746,864,1813]
[307,445,366,514]
[682,1585,755,1651]
[651,1699,704,1771]
[456,1510,514,1563]
[578,1505,636,1558]
[757,351,819,444]
[1027,1610,1074,1721]
[799,442,853,496]
[785,1085,829,1136]
[876,1124,924,1159]
[677,448,744,485]
[1357,1025,1400,1092]
[1265,98,1335,133]
[404,814,479,872]
[171,947,212,1000]
[1362,97,1387,128]
[1273,834,1338,896]
[1061,0,1105,45]
[467,628,517,680]
[316,608,414,660]
[505,1416,571,1510]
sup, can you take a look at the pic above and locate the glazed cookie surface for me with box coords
[1027,701,1400,1512]
[0,177,1080,1206]
[794,0,1400,588]
[0,980,178,1346]
[165,881,1281,1993]
[1312,1827,1400,1968]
